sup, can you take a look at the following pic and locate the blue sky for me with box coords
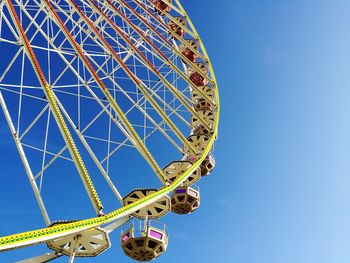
[1,0,350,262]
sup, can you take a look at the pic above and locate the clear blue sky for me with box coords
[1,0,350,262]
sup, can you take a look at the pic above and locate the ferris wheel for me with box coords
[0,0,219,262]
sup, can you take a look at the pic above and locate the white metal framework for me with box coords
[0,0,219,262]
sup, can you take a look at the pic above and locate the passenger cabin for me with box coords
[171,186,200,214]
[191,110,215,136]
[200,153,216,176]
[179,39,199,64]
[168,16,186,39]
[153,0,171,15]
[121,221,168,261]
[183,134,210,162]
[187,62,209,86]
[194,98,215,112]
[182,135,216,176]
[191,85,216,105]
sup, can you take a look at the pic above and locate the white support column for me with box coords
[0,91,51,226]
[15,252,61,263]
[68,235,81,263]
[103,216,130,234]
